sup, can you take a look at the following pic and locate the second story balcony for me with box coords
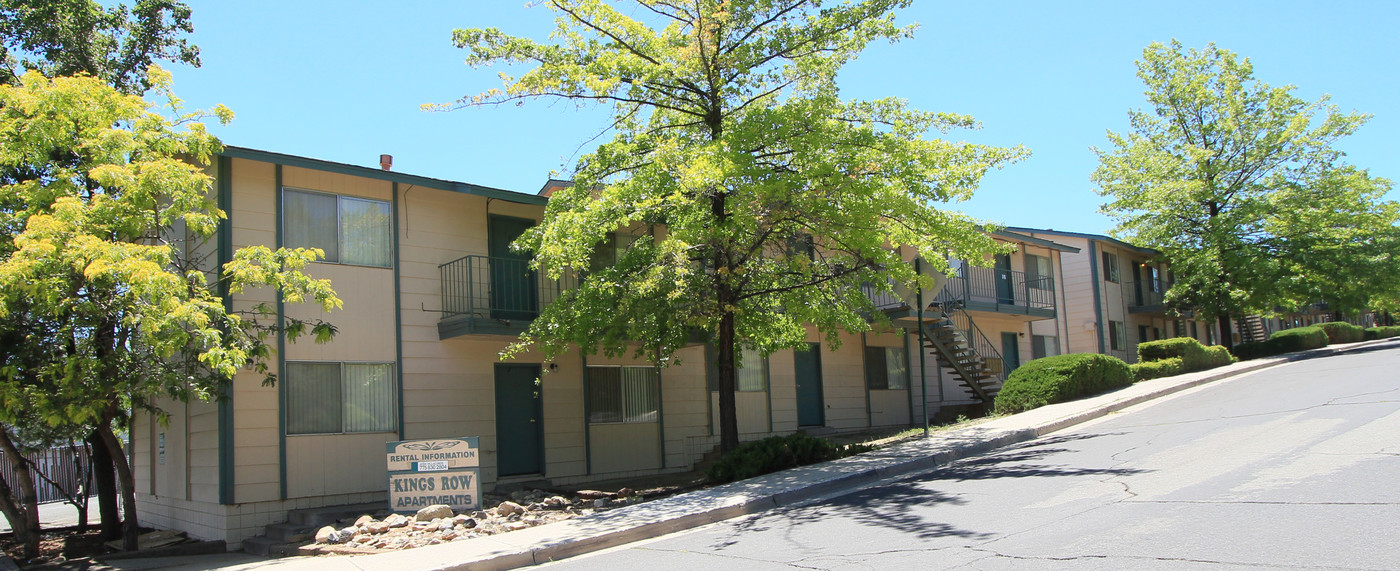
[1127,278,1168,313]
[438,255,577,339]
[865,265,1057,320]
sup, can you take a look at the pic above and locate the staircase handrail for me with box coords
[945,304,1008,382]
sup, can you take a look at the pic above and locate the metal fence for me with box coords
[0,444,92,504]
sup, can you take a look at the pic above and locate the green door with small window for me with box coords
[488,216,537,320]
[1001,332,1020,374]
[494,364,543,476]
[994,254,1015,305]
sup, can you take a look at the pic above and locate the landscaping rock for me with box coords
[593,498,609,508]
[354,515,374,527]
[314,526,337,544]
[495,500,525,516]
[385,514,410,528]
[576,490,610,500]
[617,487,634,497]
[416,504,454,521]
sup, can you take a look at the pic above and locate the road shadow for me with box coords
[711,430,1147,547]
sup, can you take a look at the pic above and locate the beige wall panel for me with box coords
[286,432,394,498]
[710,391,770,436]
[485,201,545,222]
[768,348,797,432]
[231,368,279,503]
[869,390,911,427]
[281,166,392,202]
[865,329,907,348]
[818,336,868,430]
[283,264,395,363]
[589,423,662,474]
[659,345,710,468]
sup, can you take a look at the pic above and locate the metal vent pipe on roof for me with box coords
[380,154,393,171]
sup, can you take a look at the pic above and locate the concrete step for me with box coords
[265,522,315,543]
[241,535,302,557]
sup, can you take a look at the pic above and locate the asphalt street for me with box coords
[543,343,1400,570]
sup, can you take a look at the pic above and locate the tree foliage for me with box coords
[0,70,339,552]
[1093,41,1398,344]
[452,0,1024,452]
[0,0,199,94]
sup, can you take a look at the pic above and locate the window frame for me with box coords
[1031,335,1059,360]
[1109,320,1126,351]
[864,346,909,391]
[1101,252,1120,283]
[284,360,398,436]
[281,186,394,269]
[707,346,769,393]
[1026,253,1054,291]
[585,365,661,425]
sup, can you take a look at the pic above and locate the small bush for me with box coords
[1137,338,1211,371]
[1232,341,1270,361]
[994,353,1131,414]
[1266,326,1329,353]
[706,433,875,484]
[1205,345,1236,367]
[1130,357,1183,382]
[1316,322,1365,344]
[1363,326,1400,340]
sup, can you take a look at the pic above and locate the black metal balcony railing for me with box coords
[863,265,1056,316]
[439,255,577,322]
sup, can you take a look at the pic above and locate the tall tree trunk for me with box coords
[716,310,739,454]
[88,429,120,541]
[71,441,89,532]
[95,414,140,551]
[1218,312,1234,351]
[0,427,41,560]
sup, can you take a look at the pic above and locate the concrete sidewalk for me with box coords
[94,337,1399,571]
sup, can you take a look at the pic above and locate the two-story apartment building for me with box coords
[1009,228,1223,362]
[129,148,1081,549]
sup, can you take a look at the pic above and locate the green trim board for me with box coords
[1004,226,1158,257]
[220,146,547,205]
[581,355,591,475]
[1089,240,1106,354]
[274,164,288,501]
[216,155,235,506]
[992,229,1081,253]
[393,183,405,441]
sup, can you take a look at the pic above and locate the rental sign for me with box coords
[386,437,480,513]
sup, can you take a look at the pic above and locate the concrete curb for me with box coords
[264,337,1399,571]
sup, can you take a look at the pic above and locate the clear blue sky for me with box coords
[167,0,1400,236]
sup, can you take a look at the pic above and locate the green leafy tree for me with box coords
[451,0,1024,453]
[0,0,199,94]
[1093,40,1397,349]
[0,70,339,554]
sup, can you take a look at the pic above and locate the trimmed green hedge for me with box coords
[706,433,875,484]
[1268,326,1329,353]
[994,353,1132,414]
[1206,345,1237,367]
[1317,322,1365,344]
[1232,326,1330,360]
[1137,338,1211,371]
[1363,326,1400,340]
[1130,357,1183,382]
[1232,341,1269,361]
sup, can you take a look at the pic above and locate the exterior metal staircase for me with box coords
[1239,315,1268,344]
[918,303,1006,403]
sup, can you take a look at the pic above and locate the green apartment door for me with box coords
[795,343,824,427]
[488,216,537,320]
[494,364,543,476]
[994,254,1015,305]
[1001,332,1021,373]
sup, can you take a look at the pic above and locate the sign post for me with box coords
[385,437,481,513]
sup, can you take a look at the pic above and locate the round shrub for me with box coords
[1130,357,1183,382]
[993,353,1131,415]
[706,433,875,484]
[1137,337,1210,371]
[1266,326,1329,353]
[1205,345,1236,367]
[1316,322,1364,344]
